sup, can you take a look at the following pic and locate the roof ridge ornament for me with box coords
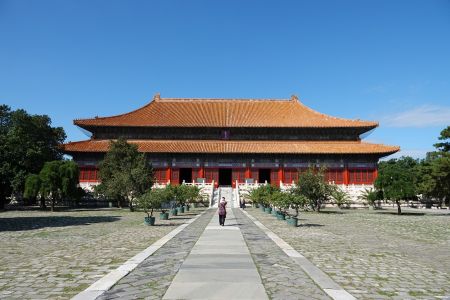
[153,93,161,101]
[291,94,299,102]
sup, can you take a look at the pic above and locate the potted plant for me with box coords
[286,193,307,227]
[137,189,163,226]
[272,190,289,220]
[185,185,201,212]
[249,185,277,213]
[159,186,172,220]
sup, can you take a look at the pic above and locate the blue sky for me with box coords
[1,0,449,159]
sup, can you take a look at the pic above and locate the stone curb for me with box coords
[71,210,208,300]
[241,209,356,300]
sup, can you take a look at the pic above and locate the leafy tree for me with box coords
[272,190,308,218]
[24,161,79,210]
[137,188,170,218]
[293,167,333,212]
[39,161,62,212]
[249,184,279,207]
[59,160,79,197]
[0,105,65,209]
[375,157,417,214]
[24,174,41,206]
[184,185,201,206]
[434,126,450,152]
[415,127,450,206]
[288,193,308,218]
[97,138,153,210]
[270,190,289,213]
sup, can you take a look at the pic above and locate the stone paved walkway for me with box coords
[97,209,215,300]
[90,207,343,299]
[233,208,330,300]
[162,208,268,299]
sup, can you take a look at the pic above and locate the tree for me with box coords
[416,127,450,206]
[293,167,333,212]
[97,138,153,210]
[59,161,80,206]
[270,190,289,213]
[434,126,450,153]
[24,174,41,206]
[375,157,417,214]
[39,161,62,212]
[0,105,65,209]
[288,193,308,218]
[247,184,279,208]
[184,185,201,206]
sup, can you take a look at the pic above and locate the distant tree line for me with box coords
[375,126,450,214]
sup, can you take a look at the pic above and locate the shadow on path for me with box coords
[375,211,426,216]
[0,216,121,232]
[298,223,324,227]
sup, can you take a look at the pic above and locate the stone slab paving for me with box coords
[233,208,331,300]
[245,207,450,300]
[163,208,268,299]
[97,209,216,300]
[0,208,205,299]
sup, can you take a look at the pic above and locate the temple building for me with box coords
[63,94,399,191]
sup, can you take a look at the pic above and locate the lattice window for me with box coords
[349,169,376,184]
[154,168,167,183]
[325,169,344,184]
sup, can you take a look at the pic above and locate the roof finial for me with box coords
[291,94,299,102]
[153,93,161,101]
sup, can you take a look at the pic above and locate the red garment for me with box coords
[218,201,227,216]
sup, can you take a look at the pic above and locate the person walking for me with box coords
[218,197,227,226]
[240,198,246,209]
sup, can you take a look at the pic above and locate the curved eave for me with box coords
[73,97,379,129]
[62,139,400,157]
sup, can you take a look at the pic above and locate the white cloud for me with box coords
[382,105,450,128]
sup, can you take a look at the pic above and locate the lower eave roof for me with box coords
[62,139,400,156]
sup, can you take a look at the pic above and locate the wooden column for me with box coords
[245,166,251,179]
[166,167,171,184]
[343,166,349,185]
[278,167,283,185]
[199,166,205,178]
[373,168,378,184]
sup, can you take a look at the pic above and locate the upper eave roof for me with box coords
[74,95,378,129]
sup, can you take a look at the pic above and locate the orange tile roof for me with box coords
[74,95,378,129]
[63,139,399,156]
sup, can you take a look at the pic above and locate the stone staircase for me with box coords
[211,188,220,208]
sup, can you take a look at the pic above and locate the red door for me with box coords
[171,169,180,185]
[205,168,219,187]
[232,168,245,187]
